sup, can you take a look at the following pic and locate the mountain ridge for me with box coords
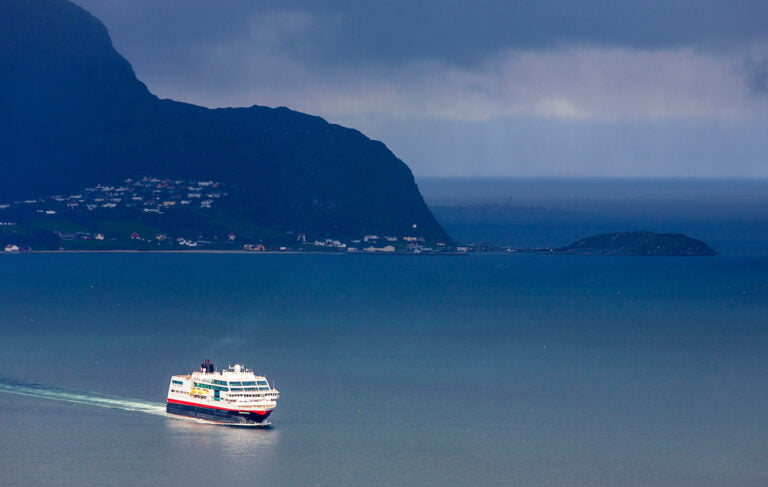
[0,0,449,242]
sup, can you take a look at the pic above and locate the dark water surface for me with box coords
[1,179,767,486]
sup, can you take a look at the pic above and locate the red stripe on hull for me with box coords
[167,398,271,415]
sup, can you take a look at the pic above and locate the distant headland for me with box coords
[510,231,717,256]
[0,0,449,246]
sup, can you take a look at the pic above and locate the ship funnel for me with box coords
[201,359,214,373]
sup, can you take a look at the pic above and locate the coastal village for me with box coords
[0,177,464,254]
[0,176,228,215]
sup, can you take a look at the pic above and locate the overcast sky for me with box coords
[74,0,768,177]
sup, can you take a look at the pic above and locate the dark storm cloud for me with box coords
[68,0,768,177]
[76,0,768,69]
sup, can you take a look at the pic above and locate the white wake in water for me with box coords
[0,377,271,427]
[0,377,167,416]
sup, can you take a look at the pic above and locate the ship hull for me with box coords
[167,399,272,424]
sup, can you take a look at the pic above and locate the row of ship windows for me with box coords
[209,380,269,386]
[172,380,269,387]
[170,389,274,399]
[193,383,270,392]
[194,383,228,392]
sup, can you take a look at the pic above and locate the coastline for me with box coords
[6,249,470,256]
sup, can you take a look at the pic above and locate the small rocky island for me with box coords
[555,231,717,256]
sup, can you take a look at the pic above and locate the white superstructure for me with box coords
[166,360,279,425]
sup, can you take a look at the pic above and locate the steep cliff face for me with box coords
[0,0,449,241]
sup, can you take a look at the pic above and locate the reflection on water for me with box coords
[164,418,280,469]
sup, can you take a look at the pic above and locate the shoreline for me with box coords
[5,249,470,256]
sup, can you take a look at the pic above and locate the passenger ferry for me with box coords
[166,359,279,425]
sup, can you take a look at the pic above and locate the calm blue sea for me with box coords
[1,178,767,486]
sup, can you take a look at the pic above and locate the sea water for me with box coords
[1,178,767,486]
